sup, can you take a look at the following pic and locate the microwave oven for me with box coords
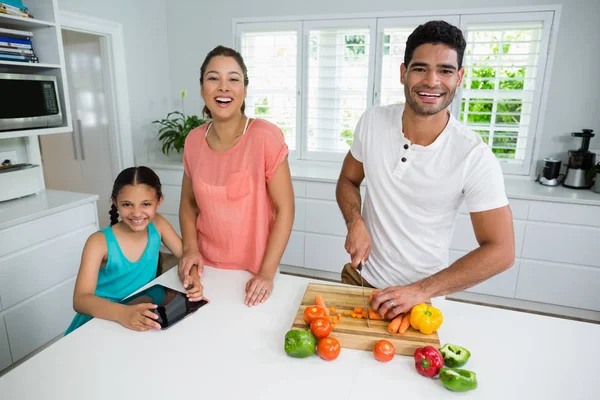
[0,73,63,132]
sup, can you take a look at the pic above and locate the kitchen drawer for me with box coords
[0,202,96,258]
[155,168,184,186]
[160,185,182,216]
[450,215,526,257]
[5,277,77,362]
[294,198,306,231]
[459,198,529,220]
[527,201,600,227]
[0,314,11,372]
[449,250,519,298]
[522,222,600,267]
[280,231,304,267]
[515,259,600,311]
[162,213,181,236]
[305,181,366,201]
[0,224,95,310]
[304,233,348,273]
[305,199,346,236]
[292,180,306,198]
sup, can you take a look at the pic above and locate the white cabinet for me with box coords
[4,277,77,362]
[0,315,11,372]
[0,190,98,371]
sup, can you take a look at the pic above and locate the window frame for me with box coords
[233,6,559,176]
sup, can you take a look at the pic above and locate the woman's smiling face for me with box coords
[201,55,247,121]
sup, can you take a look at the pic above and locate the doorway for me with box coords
[39,12,133,229]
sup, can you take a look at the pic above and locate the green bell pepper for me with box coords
[440,343,471,367]
[284,330,316,358]
[439,368,478,392]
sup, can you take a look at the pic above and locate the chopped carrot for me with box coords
[330,307,337,313]
[362,310,367,318]
[398,312,411,334]
[356,313,363,319]
[368,308,383,320]
[387,314,404,334]
[337,313,342,318]
[315,295,329,316]
[354,307,363,314]
[350,312,357,318]
[369,290,380,302]
[343,311,350,316]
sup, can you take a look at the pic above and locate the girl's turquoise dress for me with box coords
[65,222,161,335]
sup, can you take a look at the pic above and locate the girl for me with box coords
[178,46,295,307]
[65,166,203,334]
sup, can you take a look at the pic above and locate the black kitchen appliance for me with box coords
[563,129,596,189]
[538,157,562,186]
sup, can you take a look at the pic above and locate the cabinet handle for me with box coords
[71,120,78,160]
[77,120,85,161]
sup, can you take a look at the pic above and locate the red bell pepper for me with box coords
[414,346,444,377]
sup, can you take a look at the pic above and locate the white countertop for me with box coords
[1,267,598,399]
[145,159,600,206]
[0,189,99,230]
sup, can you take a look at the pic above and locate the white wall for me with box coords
[165,0,600,175]
[57,0,172,163]
[0,137,28,164]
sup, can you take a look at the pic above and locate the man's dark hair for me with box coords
[404,21,467,69]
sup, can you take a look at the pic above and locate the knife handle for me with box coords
[357,262,363,272]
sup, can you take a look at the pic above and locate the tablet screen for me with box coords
[120,284,207,329]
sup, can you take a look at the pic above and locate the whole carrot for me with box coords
[315,295,329,316]
[387,314,404,334]
[398,312,411,334]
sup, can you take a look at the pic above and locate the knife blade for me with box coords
[357,262,371,328]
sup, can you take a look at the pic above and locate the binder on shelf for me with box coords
[0,45,33,54]
[0,27,33,38]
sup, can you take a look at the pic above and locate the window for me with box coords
[234,9,556,175]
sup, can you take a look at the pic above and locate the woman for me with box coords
[178,45,294,307]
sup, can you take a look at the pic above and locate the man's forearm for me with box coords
[336,176,363,226]
[415,242,514,299]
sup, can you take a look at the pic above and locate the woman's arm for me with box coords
[178,173,203,279]
[73,232,161,331]
[245,158,295,306]
[153,213,183,258]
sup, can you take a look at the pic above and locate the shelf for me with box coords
[0,125,72,139]
[0,60,60,69]
[0,13,55,28]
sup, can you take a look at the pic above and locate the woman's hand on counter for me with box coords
[178,249,204,282]
[117,303,162,331]
[244,273,274,307]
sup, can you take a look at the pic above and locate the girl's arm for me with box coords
[178,173,203,280]
[245,158,295,306]
[153,213,183,258]
[73,233,161,330]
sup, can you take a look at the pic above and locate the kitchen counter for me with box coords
[0,189,99,230]
[1,267,598,399]
[145,159,600,206]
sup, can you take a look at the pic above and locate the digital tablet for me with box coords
[120,284,207,330]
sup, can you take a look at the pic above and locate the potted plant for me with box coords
[153,89,208,156]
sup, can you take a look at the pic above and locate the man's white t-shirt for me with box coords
[350,104,508,289]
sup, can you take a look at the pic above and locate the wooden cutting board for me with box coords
[291,283,440,356]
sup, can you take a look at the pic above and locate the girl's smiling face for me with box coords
[114,184,162,232]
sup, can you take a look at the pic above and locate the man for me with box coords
[336,20,515,319]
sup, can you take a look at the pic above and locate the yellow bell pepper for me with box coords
[410,303,443,334]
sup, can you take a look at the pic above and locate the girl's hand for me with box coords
[244,274,274,307]
[178,249,204,282]
[183,273,205,302]
[118,303,161,331]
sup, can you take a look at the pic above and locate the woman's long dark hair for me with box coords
[199,45,249,119]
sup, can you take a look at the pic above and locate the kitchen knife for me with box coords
[357,262,371,328]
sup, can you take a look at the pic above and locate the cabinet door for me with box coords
[0,315,11,372]
[5,277,77,362]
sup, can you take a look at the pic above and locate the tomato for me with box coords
[310,317,332,339]
[373,340,395,362]
[303,306,327,325]
[317,337,341,361]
